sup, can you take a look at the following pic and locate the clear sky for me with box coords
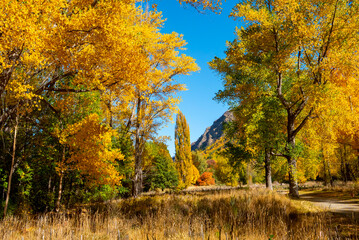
[154,0,242,156]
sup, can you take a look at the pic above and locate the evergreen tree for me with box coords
[143,142,179,191]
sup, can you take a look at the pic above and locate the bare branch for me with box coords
[293,97,308,119]
[40,98,60,117]
[67,26,100,34]
[321,0,339,62]
[270,151,289,159]
[44,88,93,93]
[293,107,313,137]
[35,71,75,95]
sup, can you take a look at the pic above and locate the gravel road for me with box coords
[300,192,359,219]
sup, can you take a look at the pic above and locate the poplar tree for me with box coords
[175,111,198,187]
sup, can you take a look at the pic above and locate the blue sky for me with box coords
[154,0,242,156]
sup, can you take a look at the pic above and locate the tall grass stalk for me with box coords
[0,189,351,239]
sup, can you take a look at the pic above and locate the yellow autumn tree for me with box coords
[301,76,359,184]
[1,0,200,203]
[0,0,219,127]
[175,111,199,188]
[0,0,155,130]
[98,7,199,197]
[62,114,122,186]
[54,113,122,210]
[216,0,359,198]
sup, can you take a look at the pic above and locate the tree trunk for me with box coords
[3,110,19,218]
[287,155,299,198]
[247,164,252,186]
[323,157,329,186]
[48,176,52,193]
[322,149,329,186]
[133,127,143,198]
[340,144,348,183]
[322,150,334,187]
[56,147,65,212]
[56,171,64,212]
[132,97,143,198]
[327,160,333,187]
[287,118,299,198]
[264,148,273,190]
[46,176,52,212]
[132,154,143,198]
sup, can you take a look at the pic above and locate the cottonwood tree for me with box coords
[0,0,170,211]
[213,0,359,197]
[302,76,359,184]
[242,98,285,190]
[211,55,286,190]
[100,8,199,197]
[0,0,154,130]
[53,113,122,211]
[0,0,197,202]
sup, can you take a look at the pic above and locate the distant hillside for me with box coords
[191,111,234,151]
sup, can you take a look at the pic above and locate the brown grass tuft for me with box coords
[0,188,354,239]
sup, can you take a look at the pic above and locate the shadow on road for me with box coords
[300,191,359,219]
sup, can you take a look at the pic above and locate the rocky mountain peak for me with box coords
[191,111,234,151]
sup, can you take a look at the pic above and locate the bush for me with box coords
[196,172,215,186]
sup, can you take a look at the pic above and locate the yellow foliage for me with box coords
[219,0,359,188]
[201,137,227,159]
[190,164,200,185]
[214,154,239,186]
[178,0,222,11]
[55,114,123,186]
[175,111,197,187]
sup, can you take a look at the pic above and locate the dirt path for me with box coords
[300,191,359,219]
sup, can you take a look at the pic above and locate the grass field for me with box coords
[1,187,358,239]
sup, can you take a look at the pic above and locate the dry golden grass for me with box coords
[0,188,356,239]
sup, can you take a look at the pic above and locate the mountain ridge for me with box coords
[191,111,234,151]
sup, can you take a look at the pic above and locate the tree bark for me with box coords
[55,172,63,212]
[340,144,348,183]
[56,147,66,212]
[132,97,143,198]
[132,155,143,198]
[323,156,329,186]
[3,109,19,218]
[275,70,300,198]
[287,154,299,198]
[287,116,299,198]
[287,153,299,198]
[327,160,333,187]
[264,148,273,190]
[48,176,52,193]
